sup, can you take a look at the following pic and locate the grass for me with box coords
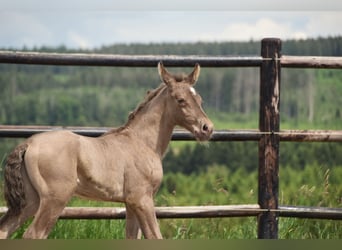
[1,164,340,239]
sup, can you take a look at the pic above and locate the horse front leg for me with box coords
[125,204,142,239]
[126,195,162,239]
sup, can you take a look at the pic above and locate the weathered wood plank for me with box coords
[281,55,342,69]
[1,205,341,220]
[1,126,341,142]
[258,38,281,239]
[0,51,262,67]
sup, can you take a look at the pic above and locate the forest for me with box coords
[0,36,341,174]
[0,37,341,238]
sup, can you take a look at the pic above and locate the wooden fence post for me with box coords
[258,38,281,239]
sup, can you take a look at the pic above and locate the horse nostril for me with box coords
[202,124,208,132]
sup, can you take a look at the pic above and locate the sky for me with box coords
[1,0,342,49]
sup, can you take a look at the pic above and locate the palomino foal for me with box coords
[0,63,213,239]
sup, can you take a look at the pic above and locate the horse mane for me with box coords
[102,83,167,136]
[127,83,167,123]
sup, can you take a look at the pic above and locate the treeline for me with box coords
[0,37,341,175]
[98,36,342,56]
[1,37,342,125]
[1,37,342,126]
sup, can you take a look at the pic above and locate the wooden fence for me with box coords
[0,38,342,239]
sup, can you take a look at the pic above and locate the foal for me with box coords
[0,62,213,239]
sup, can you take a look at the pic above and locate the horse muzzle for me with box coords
[193,120,214,141]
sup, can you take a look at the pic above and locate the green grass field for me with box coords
[1,164,340,239]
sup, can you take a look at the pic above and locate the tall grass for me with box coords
[2,164,339,239]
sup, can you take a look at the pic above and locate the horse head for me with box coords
[158,62,213,141]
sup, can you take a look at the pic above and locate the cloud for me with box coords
[305,12,342,37]
[67,31,92,49]
[2,0,342,11]
[198,17,308,42]
[1,11,341,49]
[0,12,54,48]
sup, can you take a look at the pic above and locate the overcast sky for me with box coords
[1,0,342,49]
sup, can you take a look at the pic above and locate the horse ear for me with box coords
[158,62,174,86]
[188,63,201,85]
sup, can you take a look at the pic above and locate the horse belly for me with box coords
[75,175,125,202]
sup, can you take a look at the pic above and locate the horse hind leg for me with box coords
[22,197,70,239]
[21,142,77,239]
[0,202,39,239]
[22,175,75,238]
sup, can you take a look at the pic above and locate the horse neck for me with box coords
[126,88,175,158]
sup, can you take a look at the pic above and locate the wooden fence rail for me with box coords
[1,205,342,220]
[1,51,342,69]
[0,38,342,239]
[1,126,342,142]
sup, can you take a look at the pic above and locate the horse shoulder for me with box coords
[124,137,163,195]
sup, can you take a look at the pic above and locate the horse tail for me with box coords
[3,143,28,215]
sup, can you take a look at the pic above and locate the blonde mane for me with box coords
[103,83,167,135]
[127,83,166,123]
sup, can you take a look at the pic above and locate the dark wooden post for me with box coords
[258,38,281,239]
